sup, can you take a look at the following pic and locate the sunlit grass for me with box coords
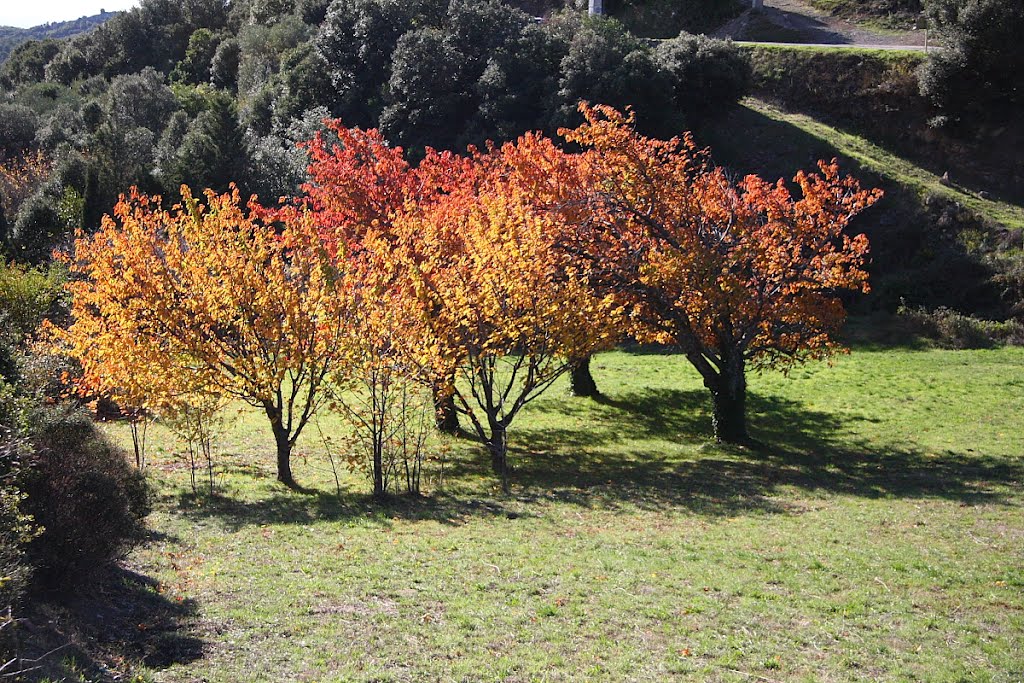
[102,345,1024,682]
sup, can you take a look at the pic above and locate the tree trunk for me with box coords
[708,354,748,444]
[432,376,459,434]
[275,435,298,489]
[569,355,600,397]
[372,438,385,499]
[265,402,299,489]
[487,422,509,493]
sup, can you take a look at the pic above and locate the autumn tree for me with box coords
[300,122,418,245]
[277,124,444,494]
[390,133,621,489]
[328,266,436,498]
[300,121,469,433]
[562,104,881,443]
[60,186,349,488]
[47,268,211,470]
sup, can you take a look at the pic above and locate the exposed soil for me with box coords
[714,0,929,46]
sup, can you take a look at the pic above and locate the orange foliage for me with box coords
[299,122,469,251]
[385,133,622,486]
[59,186,350,488]
[561,104,882,442]
[298,122,621,487]
[294,122,471,457]
[56,105,883,491]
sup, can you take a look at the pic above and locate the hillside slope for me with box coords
[807,0,922,28]
[0,12,118,63]
[731,98,1024,230]
[699,96,1024,319]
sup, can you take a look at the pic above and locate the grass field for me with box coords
[92,345,1023,682]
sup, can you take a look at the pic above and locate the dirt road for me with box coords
[713,0,930,48]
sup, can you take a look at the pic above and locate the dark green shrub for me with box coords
[9,192,63,264]
[992,255,1024,320]
[210,38,241,90]
[21,406,151,589]
[654,32,750,123]
[298,0,332,24]
[17,348,78,407]
[0,468,34,616]
[0,381,36,662]
[555,16,679,136]
[476,21,569,142]
[0,105,39,156]
[273,43,335,126]
[918,0,1024,126]
[0,39,63,90]
[170,28,221,85]
[381,27,472,153]
[316,0,446,127]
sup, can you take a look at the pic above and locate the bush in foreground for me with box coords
[1,258,151,590]
[20,405,151,589]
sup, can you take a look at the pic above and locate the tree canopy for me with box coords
[560,104,881,441]
[918,0,1024,126]
[60,186,351,488]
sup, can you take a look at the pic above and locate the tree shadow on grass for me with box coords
[22,565,203,681]
[167,386,1022,528]
[508,387,1023,517]
[169,486,523,532]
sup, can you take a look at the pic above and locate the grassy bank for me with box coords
[698,96,1024,317]
[738,45,1024,205]
[736,98,1024,231]
[91,346,1024,682]
[804,0,922,30]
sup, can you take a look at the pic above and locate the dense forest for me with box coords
[0,0,747,263]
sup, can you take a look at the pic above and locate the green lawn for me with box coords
[101,345,1023,682]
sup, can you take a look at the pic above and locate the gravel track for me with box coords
[713,0,930,48]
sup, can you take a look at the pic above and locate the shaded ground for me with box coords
[13,563,202,681]
[163,384,1022,530]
